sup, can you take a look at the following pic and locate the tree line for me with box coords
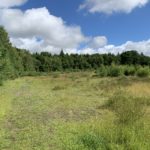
[0,26,150,84]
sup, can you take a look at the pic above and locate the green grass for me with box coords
[0,72,150,149]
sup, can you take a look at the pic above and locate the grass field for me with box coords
[0,72,150,150]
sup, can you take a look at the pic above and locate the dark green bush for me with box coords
[108,66,123,77]
[123,66,136,76]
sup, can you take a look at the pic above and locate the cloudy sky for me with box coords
[0,0,150,55]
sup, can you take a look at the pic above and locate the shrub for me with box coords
[96,65,150,78]
[136,67,150,77]
[96,65,124,77]
[95,66,108,77]
[108,66,123,77]
[123,66,136,76]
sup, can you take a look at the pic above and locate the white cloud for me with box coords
[0,0,28,8]
[0,7,86,53]
[79,0,149,14]
[79,39,150,56]
[105,40,150,55]
[10,37,44,52]
[0,2,149,55]
[88,36,107,48]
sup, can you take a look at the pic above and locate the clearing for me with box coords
[0,72,150,150]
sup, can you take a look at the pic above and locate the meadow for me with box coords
[0,72,150,150]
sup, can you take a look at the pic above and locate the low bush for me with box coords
[123,66,136,76]
[108,65,124,77]
[96,65,150,78]
[96,65,124,77]
[136,67,150,77]
[95,65,108,77]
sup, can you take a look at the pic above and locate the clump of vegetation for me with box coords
[95,65,108,77]
[106,91,145,125]
[55,123,112,150]
[52,85,65,91]
[77,132,109,150]
[123,65,136,76]
[108,65,124,77]
[96,65,150,78]
[136,67,150,77]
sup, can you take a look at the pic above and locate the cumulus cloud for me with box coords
[106,39,150,55]
[0,7,86,53]
[0,0,28,8]
[79,39,150,56]
[0,1,149,55]
[79,0,149,14]
[88,36,107,49]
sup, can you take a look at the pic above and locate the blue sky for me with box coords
[0,0,150,55]
[21,0,150,45]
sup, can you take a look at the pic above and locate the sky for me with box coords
[0,0,150,55]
